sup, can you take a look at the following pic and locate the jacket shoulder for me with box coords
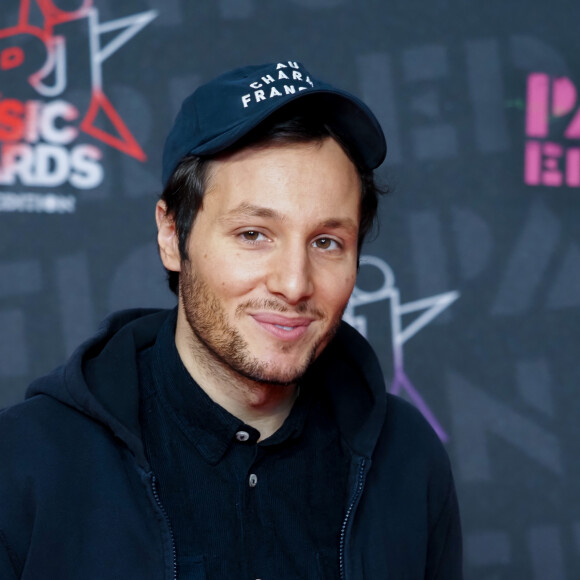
[372,393,456,512]
[382,393,451,464]
[359,395,462,577]
[0,394,98,472]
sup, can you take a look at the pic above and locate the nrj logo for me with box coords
[0,0,156,192]
[524,73,580,188]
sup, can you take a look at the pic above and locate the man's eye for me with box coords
[240,231,263,242]
[314,238,339,250]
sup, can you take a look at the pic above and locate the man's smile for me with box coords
[249,312,316,341]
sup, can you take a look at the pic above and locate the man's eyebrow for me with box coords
[220,204,358,233]
[320,218,358,233]
[220,203,284,222]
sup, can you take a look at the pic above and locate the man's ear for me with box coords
[156,200,181,272]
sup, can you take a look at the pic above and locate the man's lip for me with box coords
[249,313,315,341]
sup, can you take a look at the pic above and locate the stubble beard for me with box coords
[179,260,344,387]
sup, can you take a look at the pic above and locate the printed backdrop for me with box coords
[1,0,579,577]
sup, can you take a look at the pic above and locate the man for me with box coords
[0,61,462,579]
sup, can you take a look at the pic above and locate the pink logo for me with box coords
[525,73,580,187]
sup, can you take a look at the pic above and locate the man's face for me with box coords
[178,137,361,386]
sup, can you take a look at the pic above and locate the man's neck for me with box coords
[174,313,298,441]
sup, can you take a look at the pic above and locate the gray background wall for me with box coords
[1,0,579,577]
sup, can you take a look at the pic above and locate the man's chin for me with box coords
[227,348,316,387]
[238,329,338,386]
[235,361,310,388]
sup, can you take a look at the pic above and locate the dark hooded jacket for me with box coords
[0,309,462,579]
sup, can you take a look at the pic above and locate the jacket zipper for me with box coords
[151,474,178,580]
[339,458,367,580]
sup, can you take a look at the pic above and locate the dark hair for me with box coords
[160,102,387,295]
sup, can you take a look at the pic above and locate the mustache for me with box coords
[235,299,324,319]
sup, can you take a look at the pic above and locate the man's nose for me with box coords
[266,244,314,304]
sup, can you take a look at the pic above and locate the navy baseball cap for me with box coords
[162,60,387,185]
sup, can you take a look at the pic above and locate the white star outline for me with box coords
[343,255,460,441]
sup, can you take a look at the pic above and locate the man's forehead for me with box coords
[207,137,357,185]
[193,141,360,230]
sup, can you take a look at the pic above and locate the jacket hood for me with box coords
[26,308,388,464]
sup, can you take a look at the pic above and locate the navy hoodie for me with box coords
[0,309,462,579]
